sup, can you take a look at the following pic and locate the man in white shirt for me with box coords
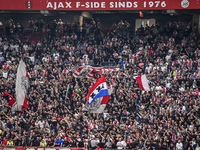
[166,80,171,89]
[10,43,15,50]
[153,64,159,71]
[35,120,39,127]
[38,119,45,129]
[179,87,185,92]
[3,71,8,78]
[14,44,19,51]
[165,52,171,61]
[145,65,151,73]
[103,111,109,120]
[1,120,6,129]
[116,138,126,150]
[161,64,167,73]
[176,140,183,150]
[53,51,60,60]
[3,43,8,50]
[29,54,35,62]
[23,43,29,51]
[90,137,98,149]
[155,83,162,90]
[155,83,163,96]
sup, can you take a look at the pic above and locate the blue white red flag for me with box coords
[83,88,113,113]
[86,76,109,105]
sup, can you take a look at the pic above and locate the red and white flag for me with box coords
[11,60,29,111]
[139,11,143,17]
[86,76,109,104]
[98,68,120,74]
[3,92,16,107]
[73,65,101,78]
[136,75,150,91]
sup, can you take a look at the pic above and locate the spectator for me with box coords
[196,143,200,150]
[55,136,63,147]
[7,139,14,146]
[105,138,112,148]
[24,137,32,147]
[176,140,183,150]
[28,18,34,29]
[40,139,47,147]
[0,18,200,150]
[47,137,54,147]
[116,138,126,150]
[0,53,4,62]
[90,137,98,150]
[62,137,69,147]
[33,137,40,146]
[2,137,7,146]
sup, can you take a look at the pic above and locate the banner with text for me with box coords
[0,0,199,10]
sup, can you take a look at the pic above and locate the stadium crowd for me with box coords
[0,18,200,150]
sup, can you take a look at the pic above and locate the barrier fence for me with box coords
[0,147,85,150]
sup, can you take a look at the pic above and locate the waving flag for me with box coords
[139,11,143,17]
[136,75,150,91]
[83,88,113,113]
[86,76,109,105]
[73,65,101,78]
[98,68,120,74]
[3,92,16,107]
[11,60,29,111]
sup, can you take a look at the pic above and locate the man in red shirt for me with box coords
[2,137,7,146]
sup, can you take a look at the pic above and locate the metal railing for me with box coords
[0,147,84,150]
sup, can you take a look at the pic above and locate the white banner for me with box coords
[3,148,15,150]
[11,60,29,111]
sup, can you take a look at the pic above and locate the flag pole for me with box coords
[66,84,70,98]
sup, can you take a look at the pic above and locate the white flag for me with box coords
[11,60,29,111]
